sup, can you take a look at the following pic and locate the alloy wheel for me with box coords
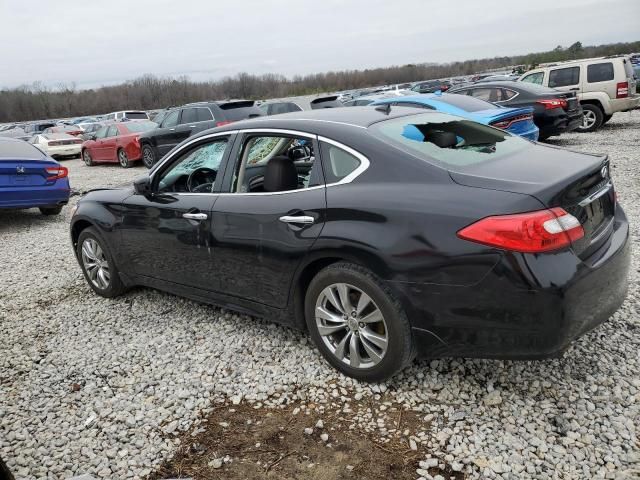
[83,150,92,166]
[142,146,154,168]
[118,150,129,167]
[315,283,388,369]
[582,110,597,129]
[81,238,111,289]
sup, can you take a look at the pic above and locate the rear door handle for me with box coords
[183,212,208,220]
[279,215,314,225]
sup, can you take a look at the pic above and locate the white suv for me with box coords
[519,56,639,132]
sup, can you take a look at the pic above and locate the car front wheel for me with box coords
[305,262,415,382]
[77,227,125,298]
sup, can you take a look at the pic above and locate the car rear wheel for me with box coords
[118,149,131,168]
[82,149,94,166]
[305,262,415,382]
[142,144,156,169]
[77,227,125,298]
[576,104,603,132]
[39,206,62,215]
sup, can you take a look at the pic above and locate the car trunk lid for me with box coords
[0,159,61,188]
[449,145,614,257]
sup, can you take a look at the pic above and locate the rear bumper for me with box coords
[48,145,81,158]
[390,206,630,359]
[608,95,640,114]
[0,181,71,209]
[536,109,583,138]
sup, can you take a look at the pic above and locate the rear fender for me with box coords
[579,93,609,114]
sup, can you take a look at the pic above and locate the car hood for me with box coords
[79,183,133,199]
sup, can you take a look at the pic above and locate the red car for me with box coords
[81,121,157,168]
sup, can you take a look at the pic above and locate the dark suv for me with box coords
[139,100,263,168]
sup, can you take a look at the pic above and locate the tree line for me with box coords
[1,40,638,122]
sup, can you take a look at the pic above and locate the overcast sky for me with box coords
[0,0,637,90]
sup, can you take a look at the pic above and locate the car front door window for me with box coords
[521,72,544,85]
[156,139,228,194]
[162,110,180,128]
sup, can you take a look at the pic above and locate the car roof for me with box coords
[213,106,429,131]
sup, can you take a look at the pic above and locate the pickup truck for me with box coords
[139,100,263,168]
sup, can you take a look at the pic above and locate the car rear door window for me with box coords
[181,108,198,124]
[106,126,118,137]
[231,134,320,193]
[587,63,614,83]
[549,67,580,88]
[196,108,214,122]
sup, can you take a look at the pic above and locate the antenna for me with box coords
[375,103,392,115]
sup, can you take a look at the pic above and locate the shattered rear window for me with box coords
[371,113,531,168]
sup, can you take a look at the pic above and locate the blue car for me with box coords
[371,93,539,141]
[0,137,70,215]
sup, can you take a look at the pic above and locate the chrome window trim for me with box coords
[248,117,368,129]
[149,128,371,197]
[494,89,520,103]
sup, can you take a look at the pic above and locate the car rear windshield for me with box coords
[125,112,148,119]
[218,102,264,121]
[125,121,158,133]
[432,94,495,112]
[0,139,45,160]
[370,113,530,168]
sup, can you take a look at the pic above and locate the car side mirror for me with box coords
[133,174,153,195]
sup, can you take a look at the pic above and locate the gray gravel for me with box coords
[1,112,639,479]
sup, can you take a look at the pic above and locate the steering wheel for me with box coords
[187,168,217,193]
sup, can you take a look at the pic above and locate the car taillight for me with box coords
[215,120,233,127]
[616,81,629,98]
[45,166,69,181]
[536,98,568,110]
[457,207,584,253]
[490,113,533,129]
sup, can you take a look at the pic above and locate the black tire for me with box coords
[305,262,415,382]
[82,149,94,166]
[141,144,156,169]
[576,104,603,132]
[118,148,131,168]
[602,114,613,124]
[39,206,62,215]
[77,227,126,298]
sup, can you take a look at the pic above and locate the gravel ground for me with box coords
[1,112,639,480]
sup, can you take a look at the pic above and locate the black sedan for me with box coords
[449,81,583,140]
[70,107,629,381]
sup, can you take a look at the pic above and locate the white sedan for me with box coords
[29,133,82,159]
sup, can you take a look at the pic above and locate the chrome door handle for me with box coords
[189,125,196,128]
[182,212,208,220]
[279,215,314,225]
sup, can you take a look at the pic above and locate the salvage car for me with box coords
[1,137,70,215]
[519,56,639,132]
[81,120,157,167]
[139,100,263,168]
[29,133,83,159]
[70,107,629,381]
[449,81,583,140]
[371,93,539,140]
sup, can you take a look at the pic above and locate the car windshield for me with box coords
[371,112,531,168]
[0,139,45,160]
[433,94,495,112]
[124,121,158,133]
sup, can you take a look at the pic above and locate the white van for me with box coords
[519,56,639,132]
